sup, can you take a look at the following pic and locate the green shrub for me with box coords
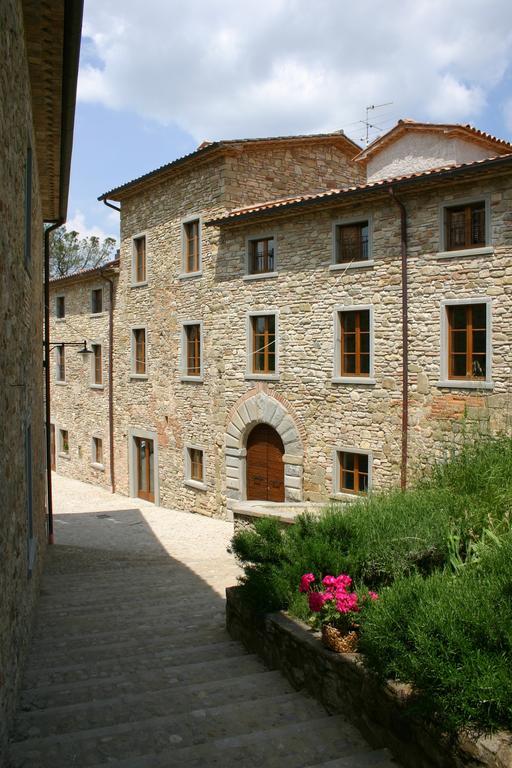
[359,534,512,732]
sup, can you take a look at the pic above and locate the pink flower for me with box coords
[299,573,316,593]
[322,575,338,588]
[335,574,352,589]
[308,591,326,612]
[369,591,379,601]
[335,592,359,614]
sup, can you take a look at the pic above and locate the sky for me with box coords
[68,0,512,244]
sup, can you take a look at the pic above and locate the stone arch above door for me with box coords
[224,391,304,503]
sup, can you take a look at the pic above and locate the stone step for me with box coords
[22,642,259,691]
[9,691,334,767]
[14,669,292,739]
[305,750,397,767]
[35,587,220,616]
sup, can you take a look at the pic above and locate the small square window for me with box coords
[338,451,369,495]
[190,448,203,482]
[184,324,202,377]
[335,221,369,264]
[59,429,69,455]
[248,237,275,275]
[447,303,487,380]
[183,220,200,273]
[133,235,146,284]
[56,296,65,318]
[444,202,486,251]
[92,437,103,465]
[91,288,103,314]
[92,344,103,385]
[250,315,276,375]
[55,345,65,382]
[132,328,147,375]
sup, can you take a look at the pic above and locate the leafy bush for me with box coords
[359,534,512,733]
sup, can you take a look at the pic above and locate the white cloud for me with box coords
[78,0,512,143]
[66,210,118,243]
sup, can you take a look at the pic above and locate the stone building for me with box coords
[0,0,82,757]
[51,120,512,524]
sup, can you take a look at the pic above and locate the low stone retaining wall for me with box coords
[226,586,512,768]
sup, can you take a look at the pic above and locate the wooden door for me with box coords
[50,424,56,470]
[246,424,285,502]
[135,437,154,502]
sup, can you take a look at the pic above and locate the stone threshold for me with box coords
[227,500,325,525]
[226,586,512,768]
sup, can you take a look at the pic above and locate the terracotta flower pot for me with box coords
[321,624,359,653]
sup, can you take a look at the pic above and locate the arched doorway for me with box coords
[246,423,285,502]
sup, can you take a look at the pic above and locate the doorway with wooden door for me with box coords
[134,436,154,502]
[246,423,285,502]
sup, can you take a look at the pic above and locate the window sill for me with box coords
[90,384,105,390]
[184,478,207,491]
[130,280,148,288]
[245,373,280,382]
[55,380,67,386]
[330,260,374,272]
[55,317,66,322]
[178,271,203,280]
[243,272,279,282]
[436,380,494,391]
[91,462,105,471]
[332,377,376,386]
[435,246,494,260]
[330,492,364,502]
[58,452,70,459]
[130,373,148,381]
[180,375,204,383]
[89,312,105,318]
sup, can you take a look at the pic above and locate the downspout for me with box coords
[101,271,116,493]
[388,187,409,490]
[103,199,121,213]
[44,220,63,544]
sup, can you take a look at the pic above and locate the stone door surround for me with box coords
[225,391,304,503]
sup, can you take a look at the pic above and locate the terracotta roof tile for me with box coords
[50,258,120,285]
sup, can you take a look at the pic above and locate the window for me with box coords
[445,202,486,251]
[339,309,370,377]
[183,219,200,274]
[184,323,202,378]
[248,237,275,275]
[447,303,487,380]
[337,450,369,495]
[335,221,369,264]
[250,314,277,375]
[56,296,65,319]
[91,288,103,314]
[92,344,103,385]
[132,328,147,375]
[25,146,32,270]
[133,235,147,284]
[185,445,206,489]
[59,429,69,456]
[55,345,65,382]
[92,437,103,466]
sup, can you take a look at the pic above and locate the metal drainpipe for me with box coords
[44,219,63,544]
[388,187,409,490]
[101,271,116,493]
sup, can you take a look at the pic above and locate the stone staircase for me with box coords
[8,546,397,768]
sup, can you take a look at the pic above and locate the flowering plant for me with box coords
[299,572,378,634]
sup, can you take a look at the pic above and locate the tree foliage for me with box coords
[50,226,117,278]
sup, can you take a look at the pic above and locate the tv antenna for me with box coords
[361,102,393,145]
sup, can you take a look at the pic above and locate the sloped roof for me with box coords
[49,259,120,286]
[98,131,362,202]
[355,119,512,163]
[206,152,512,226]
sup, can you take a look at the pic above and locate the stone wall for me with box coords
[226,587,512,768]
[49,273,116,490]
[0,0,46,756]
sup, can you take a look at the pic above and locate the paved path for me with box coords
[8,475,396,768]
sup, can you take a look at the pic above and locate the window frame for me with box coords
[55,344,66,384]
[244,233,278,280]
[331,215,374,271]
[90,287,104,315]
[246,310,280,381]
[91,436,104,470]
[131,232,148,287]
[180,215,203,278]
[55,295,66,320]
[180,320,204,382]
[130,326,148,379]
[333,447,372,497]
[90,342,104,388]
[438,298,493,389]
[58,427,70,457]
[333,304,375,385]
[184,443,207,490]
[437,195,492,259]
